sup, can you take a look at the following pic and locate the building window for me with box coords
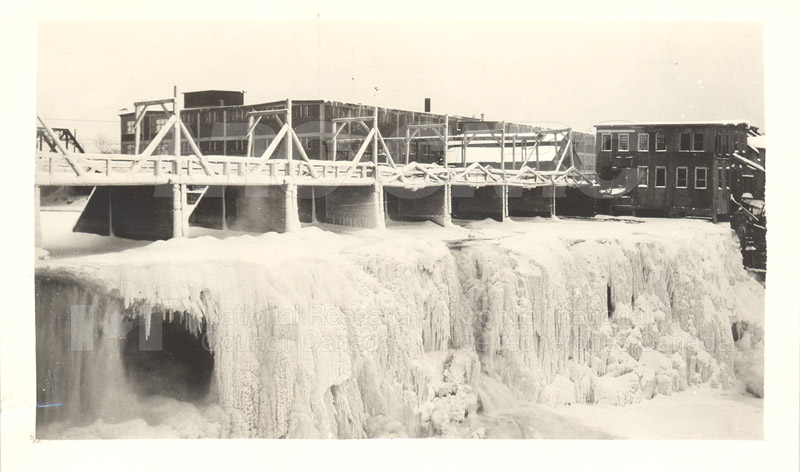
[680,133,691,151]
[154,117,167,133]
[125,120,135,134]
[695,167,708,189]
[717,167,724,189]
[601,133,612,151]
[618,133,629,152]
[637,166,649,187]
[676,167,688,188]
[693,133,704,151]
[655,133,667,152]
[638,133,649,152]
[655,166,667,188]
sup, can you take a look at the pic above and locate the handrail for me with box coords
[35,150,596,187]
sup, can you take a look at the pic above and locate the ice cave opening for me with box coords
[121,314,214,403]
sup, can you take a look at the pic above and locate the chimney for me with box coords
[480,113,485,121]
[424,98,431,113]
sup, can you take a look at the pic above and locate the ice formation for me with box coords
[34,217,764,438]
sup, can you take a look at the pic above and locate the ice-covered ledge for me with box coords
[35,214,764,439]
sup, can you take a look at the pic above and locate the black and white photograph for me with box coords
[1,3,798,471]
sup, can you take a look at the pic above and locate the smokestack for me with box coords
[424,98,431,113]
[480,113,485,121]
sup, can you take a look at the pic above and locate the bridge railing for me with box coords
[36,150,596,188]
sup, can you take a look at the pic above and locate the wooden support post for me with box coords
[310,186,317,224]
[286,98,293,178]
[444,183,453,225]
[284,183,301,232]
[512,135,516,170]
[535,137,540,170]
[712,156,719,223]
[172,183,183,238]
[134,104,141,155]
[221,186,227,230]
[405,127,410,165]
[222,109,227,156]
[247,115,254,157]
[443,115,449,166]
[173,86,182,175]
[34,185,42,248]
[551,183,556,218]
[332,121,338,162]
[568,130,574,168]
[181,183,189,236]
[501,184,509,222]
[373,106,379,174]
[462,131,467,166]
[500,122,506,172]
[374,182,386,230]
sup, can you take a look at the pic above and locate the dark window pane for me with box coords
[680,133,691,151]
[656,167,667,187]
[694,133,704,151]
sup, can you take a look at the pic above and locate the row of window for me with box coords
[637,166,727,190]
[602,131,744,153]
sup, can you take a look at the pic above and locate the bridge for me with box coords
[35,96,596,241]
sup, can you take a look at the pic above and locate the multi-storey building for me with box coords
[594,121,760,220]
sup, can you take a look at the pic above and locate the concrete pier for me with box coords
[73,185,177,240]
[224,184,300,233]
[450,185,509,222]
[385,185,451,226]
[313,184,385,229]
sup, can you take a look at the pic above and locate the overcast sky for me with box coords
[37,21,763,152]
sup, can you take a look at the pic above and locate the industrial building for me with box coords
[594,121,761,221]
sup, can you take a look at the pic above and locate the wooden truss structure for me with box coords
[35,96,595,191]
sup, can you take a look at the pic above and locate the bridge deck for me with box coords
[35,151,595,189]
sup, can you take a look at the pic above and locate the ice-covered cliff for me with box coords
[34,216,764,439]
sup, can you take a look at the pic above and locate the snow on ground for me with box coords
[541,386,762,440]
[35,210,764,439]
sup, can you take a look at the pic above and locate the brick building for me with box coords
[595,121,760,220]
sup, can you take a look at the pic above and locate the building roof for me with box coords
[183,90,244,94]
[595,120,753,128]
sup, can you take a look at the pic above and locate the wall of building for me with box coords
[595,124,749,218]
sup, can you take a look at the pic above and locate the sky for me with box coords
[37,21,764,152]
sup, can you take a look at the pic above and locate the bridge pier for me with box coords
[506,186,597,218]
[451,184,509,222]
[385,185,451,227]
[508,187,560,217]
[313,184,385,229]
[74,185,180,240]
[224,184,301,233]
